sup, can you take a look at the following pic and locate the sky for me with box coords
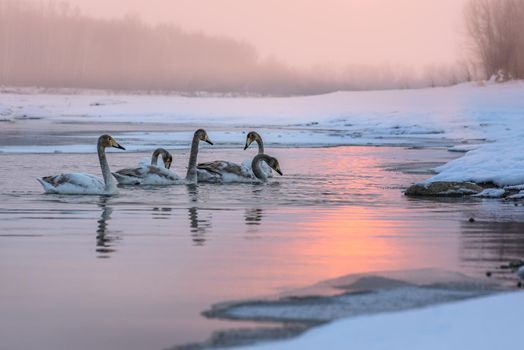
[42,0,467,69]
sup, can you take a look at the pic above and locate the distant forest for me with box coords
[0,0,490,95]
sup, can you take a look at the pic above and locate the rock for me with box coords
[468,217,475,223]
[405,182,484,197]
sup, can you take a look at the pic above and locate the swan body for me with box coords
[112,148,181,185]
[197,160,253,183]
[37,135,125,195]
[197,153,282,183]
[112,165,180,185]
[518,265,524,280]
[243,131,272,178]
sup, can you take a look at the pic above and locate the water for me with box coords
[1,146,524,350]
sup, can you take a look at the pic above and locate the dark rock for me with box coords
[468,217,475,223]
[405,181,484,197]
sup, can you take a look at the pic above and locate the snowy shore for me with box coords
[234,291,523,350]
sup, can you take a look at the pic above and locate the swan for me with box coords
[37,134,125,195]
[242,131,272,178]
[518,265,524,280]
[112,148,179,185]
[197,131,271,183]
[185,129,214,184]
[197,153,282,183]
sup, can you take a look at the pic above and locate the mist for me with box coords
[0,0,470,95]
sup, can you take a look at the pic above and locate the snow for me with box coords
[0,81,522,145]
[425,135,524,186]
[473,188,507,198]
[235,291,524,350]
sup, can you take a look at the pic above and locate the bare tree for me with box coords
[465,0,524,80]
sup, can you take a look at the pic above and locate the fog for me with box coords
[45,0,466,69]
[0,0,470,94]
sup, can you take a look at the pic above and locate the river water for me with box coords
[1,145,524,350]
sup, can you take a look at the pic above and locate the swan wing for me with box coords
[38,173,106,194]
[113,166,180,185]
[140,166,181,185]
[197,161,254,183]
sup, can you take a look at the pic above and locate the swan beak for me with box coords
[274,166,283,176]
[205,138,214,145]
[243,142,249,150]
[164,159,172,169]
[114,143,126,150]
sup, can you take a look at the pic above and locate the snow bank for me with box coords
[236,292,523,350]
[425,135,524,186]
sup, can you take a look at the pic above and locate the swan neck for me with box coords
[151,148,166,166]
[251,154,270,181]
[150,150,159,166]
[256,137,264,154]
[186,135,200,182]
[98,142,114,192]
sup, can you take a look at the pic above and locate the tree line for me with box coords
[0,0,475,94]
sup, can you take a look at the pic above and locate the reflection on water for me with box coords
[245,208,263,226]
[0,146,523,350]
[188,207,212,246]
[461,219,524,283]
[96,197,116,258]
[152,207,172,219]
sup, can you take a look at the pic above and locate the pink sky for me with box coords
[36,0,467,69]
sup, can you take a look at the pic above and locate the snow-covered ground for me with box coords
[235,291,523,350]
[1,81,524,185]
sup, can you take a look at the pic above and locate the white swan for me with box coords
[197,153,282,183]
[112,148,179,185]
[242,131,272,178]
[37,134,125,195]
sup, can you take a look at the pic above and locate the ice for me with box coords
[473,188,507,198]
[223,287,488,322]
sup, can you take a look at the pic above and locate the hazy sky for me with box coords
[36,0,467,69]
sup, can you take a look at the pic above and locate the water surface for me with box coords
[1,146,523,350]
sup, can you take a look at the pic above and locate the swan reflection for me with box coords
[188,207,211,246]
[96,197,118,258]
[152,206,172,219]
[244,208,263,226]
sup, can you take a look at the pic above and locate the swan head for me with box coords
[99,134,125,150]
[266,156,283,176]
[163,153,173,169]
[244,131,260,150]
[195,129,213,145]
